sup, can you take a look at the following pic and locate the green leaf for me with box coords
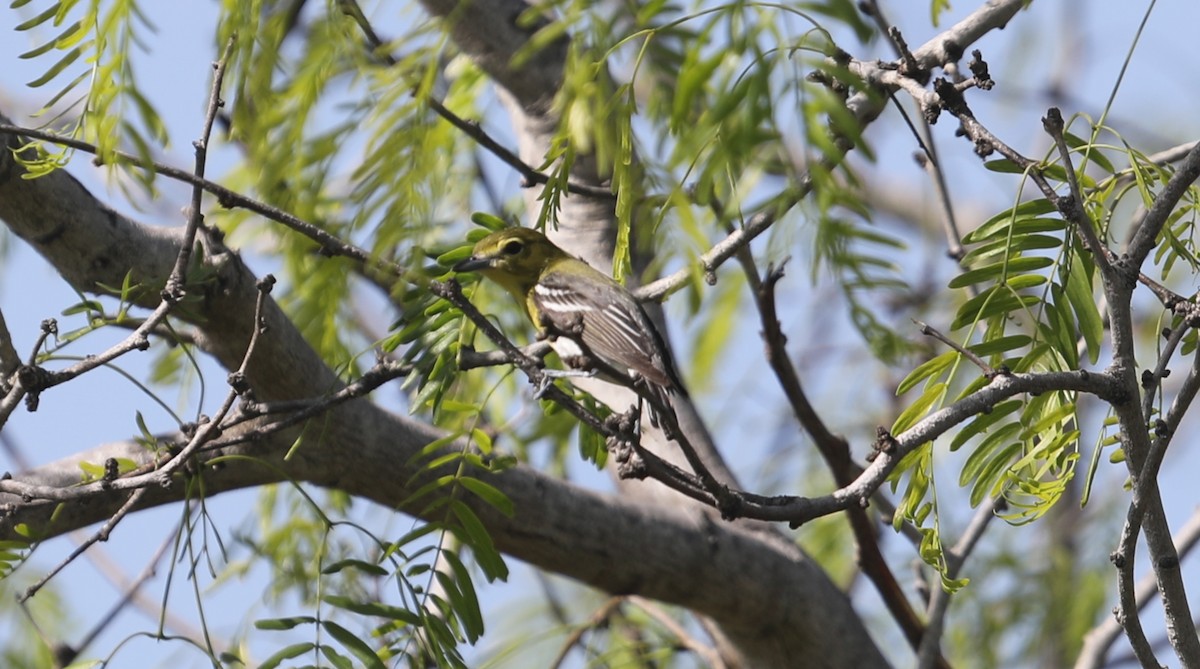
[19,21,82,59]
[961,234,1063,265]
[26,46,81,88]
[960,421,1021,488]
[952,291,1041,331]
[319,644,354,669]
[14,3,60,30]
[458,476,514,517]
[322,595,422,625]
[438,245,473,267]
[578,421,608,468]
[35,68,89,112]
[1064,132,1116,174]
[896,351,957,395]
[440,549,485,642]
[61,299,104,316]
[948,256,1054,289]
[254,616,317,631]
[1004,274,1048,290]
[930,0,952,25]
[982,158,1026,174]
[1064,261,1104,364]
[78,460,104,479]
[470,212,508,232]
[672,52,722,128]
[134,411,155,444]
[963,204,1061,244]
[968,335,1032,358]
[950,400,1023,452]
[322,621,387,669]
[448,499,508,581]
[1021,399,1078,441]
[321,559,389,576]
[257,643,315,669]
[470,428,493,454]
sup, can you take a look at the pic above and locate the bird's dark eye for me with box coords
[502,239,524,255]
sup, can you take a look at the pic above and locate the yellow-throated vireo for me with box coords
[454,227,686,421]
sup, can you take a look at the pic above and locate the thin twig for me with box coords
[0,356,410,504]
[548,597,624,669]
[21,487,149,602]
[13,279,270,601]
[628,596,727,669]
[1138,272,1188,310]
[204,358,411,449]
[914,319,997,377]
[914,115,966,257]
[71,522,197,660]
[940,90,1200,664]
[1139,318,1188,422]
[164,37,235,301]
[1110,320,1200,668]
[456,341,552,370]
[1042,108,1114,278]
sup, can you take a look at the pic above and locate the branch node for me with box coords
[1140,369,1156,389]
[967,49,993,90]
[942,39,964,63]
[1157,555,1180,570]
[1041,107,1065,136]
[227,371,251,395]
[870,426,899,460]
[1154,419,1169,439]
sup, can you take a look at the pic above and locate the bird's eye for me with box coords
[502,239,524,255]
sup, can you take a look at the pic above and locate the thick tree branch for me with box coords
[1076,506,1200,669]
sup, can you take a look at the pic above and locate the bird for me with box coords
[453,227,686,425]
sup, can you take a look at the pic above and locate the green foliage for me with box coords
[228,432,514,668]
[0,538,31,581]
[886,119,1185,586]
[15,0,165,192]
[0,570,66,668]
[812,212,914,361]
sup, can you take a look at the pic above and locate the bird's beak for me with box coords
[453,255,494,273]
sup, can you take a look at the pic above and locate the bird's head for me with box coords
[453,227,567,295]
